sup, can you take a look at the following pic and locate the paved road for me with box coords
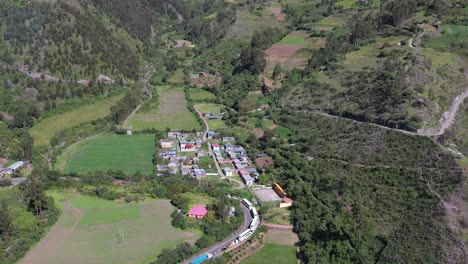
[184,201,253,263]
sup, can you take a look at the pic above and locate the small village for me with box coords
[156,130,293,214]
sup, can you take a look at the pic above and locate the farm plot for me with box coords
[226,9,284,41]
[128,86,202,131]
[22,192,197,264]
[196,104,228,130]
[30,94,124,146]
[188,88,216,102]
[63,134,155,175]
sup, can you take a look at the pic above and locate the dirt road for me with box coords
[122,64,155,130]
[418,88,468,136]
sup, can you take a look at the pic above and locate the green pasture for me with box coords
[26,191,197,264]
[241,243,297,264]
[63,134,155,175]
[188,88,216,101]
[277,35,306,46]
[197,104,228,130]
[128,86,202,131]
[336,0,355,9]
[30,94,124,146]
[424,25,468,50]
[343,36,408,70]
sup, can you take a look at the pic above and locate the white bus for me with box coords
[250,217,259,229]
[238,229,253,242]
[250,207,258,218]
[241,199,253,209]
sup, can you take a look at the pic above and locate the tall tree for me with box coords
[0,200,12,242]
[24,171,47,216]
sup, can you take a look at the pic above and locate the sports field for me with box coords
[64,134,155,175]
[196,104,227,130]
[30,94,124,146]
[22,192,197,264]
[128,86,201,131]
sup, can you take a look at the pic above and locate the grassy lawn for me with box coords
[188,88,216,101]
[277,35,306,46]
[242,243,297,264]
[64,134,155,175]
[197,104,228,130]
[128,86,202,131]
[30,94,124,146]
[182,192,216,209]
[24,191,197,264]
[336,0,355,8]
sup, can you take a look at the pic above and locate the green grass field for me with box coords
[196,104,228,130]
[64,134,155,175]
[30,94,124,146]
[277,35,306,46]
[226,9,284,41]
[128,86,202,131]
[241,243,297,264]
[188,88,216,101]
[425,25,468,50]
[23,191,197,264]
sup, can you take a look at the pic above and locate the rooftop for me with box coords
[188,206,208,216]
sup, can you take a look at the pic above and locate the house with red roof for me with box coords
[212,143,220,151]
[188,206,209,219]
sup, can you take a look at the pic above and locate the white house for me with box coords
[223,167,233,177]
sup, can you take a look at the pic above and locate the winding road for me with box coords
[184,200,253,264]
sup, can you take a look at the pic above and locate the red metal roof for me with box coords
[188,206,208,216]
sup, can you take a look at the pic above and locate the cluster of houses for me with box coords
[211,141,260,186]
[0,161,25,177]
[157,132,211,178]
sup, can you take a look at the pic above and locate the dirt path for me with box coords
[167,3,183,24]
[122,64,155,130]
[263,223,293,230]
[418,88,468,136]
[22,196,84,264]
[56,133,101,171]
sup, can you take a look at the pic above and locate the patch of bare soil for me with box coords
[266,57,307,71]
[174,39,192,48]
[265,45,303,57]
[1,112,13,121]
[314,26,334,31]
[253,127,264,138]
[269,7,286,22]
[0,158,8,167]
[248,90,263,95]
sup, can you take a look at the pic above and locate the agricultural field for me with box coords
[188,88,216,102]
[242,229,298,264]
[226,9,284,41]
[63,134,155,175]
[22,191,197,264]
[128,86,202,131]
[196,104,228,130]
[30,94,124,146]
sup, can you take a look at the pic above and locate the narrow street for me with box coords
[193,104,245,189]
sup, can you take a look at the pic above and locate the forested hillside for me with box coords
[262,110,465,263]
